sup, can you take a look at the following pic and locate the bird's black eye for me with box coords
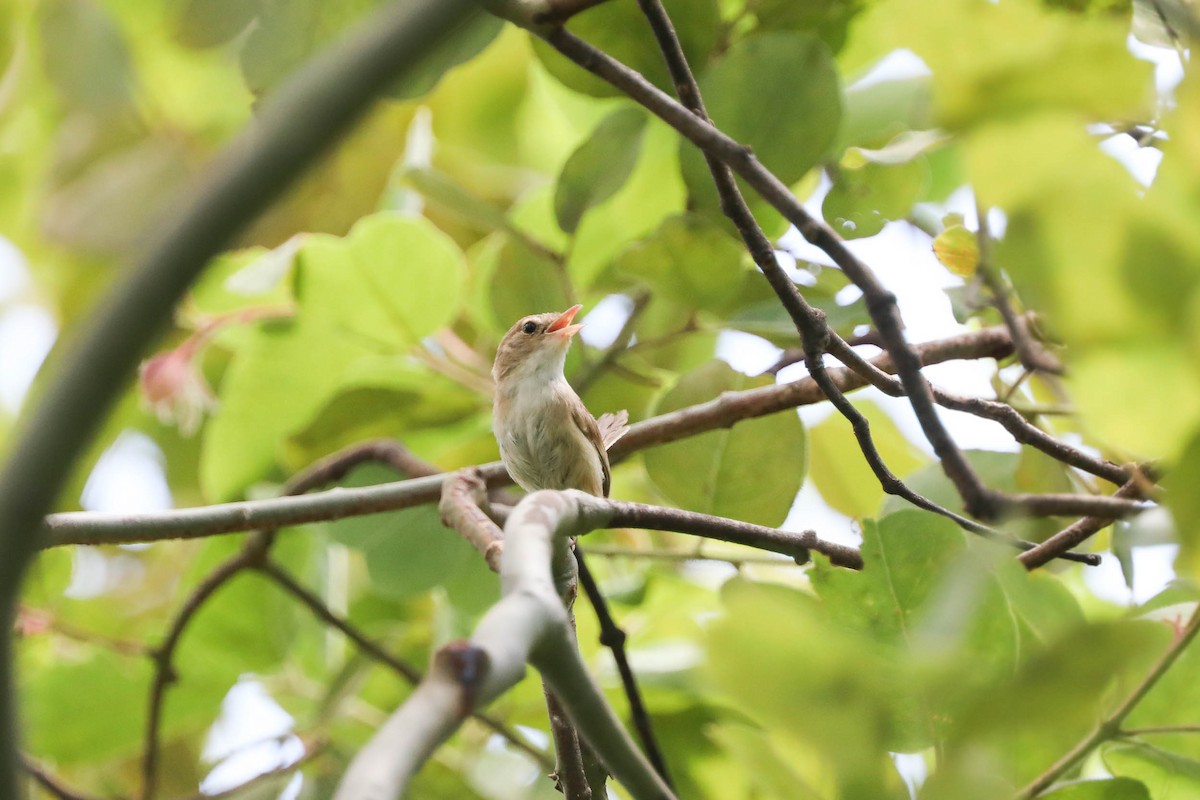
[522,321,537,335]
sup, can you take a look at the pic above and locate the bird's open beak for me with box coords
[547,304,584,339]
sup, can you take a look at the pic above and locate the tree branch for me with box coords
[1018,479,1146,570]
[1016,604,1200,798]
[536,23,995,521]
[0,1,479,792]
[574,548,674,788]
[334,489,676,800]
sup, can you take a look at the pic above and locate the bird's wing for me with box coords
[571,402,613,498]
[596,410,630,451]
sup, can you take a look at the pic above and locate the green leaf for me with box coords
[845,0,1153,130]
[1168,432,1200,580]
[322,464,476,598]
[645,361,806,527]
[939,621,1164,789]
[1068,341,1200,461]
[486,236,571,333]
[555,106,648,234]
[299,212,467,347]
[38,0,135,114]
[681,32,841,217]
[1104,742,1200,797]
[836,75,933,153]
[1039,778,1150,800]
[20,649,148,763]
[568,117,688,290]
[530,0,720,98]
[706,578,910,797]
[824,157,927,239]
[616,213,747,313]
[811,511,966,649]
[201,315,369,500]
[240,2,500,100]
[807,400,927,518]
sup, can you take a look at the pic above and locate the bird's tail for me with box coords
[596,409,630,451]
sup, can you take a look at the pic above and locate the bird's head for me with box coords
[493,304,584,385]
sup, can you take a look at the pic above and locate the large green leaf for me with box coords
[568,117,688,290]
[680,32,841,217]
[706,578,910,798]
[645,361,806,527]
[299,212,467,347]
[37,0,135,114]
[822,156,928,239]
[1104,742,1200,798]
[555,106,648,234]
[807,400,927,518]
[200,315,369,500]
[1041,778,1150,800]
[844,0,1152,129]
[616,213,748,313]
[322,463,476,598]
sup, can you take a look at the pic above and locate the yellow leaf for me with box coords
[933,224,979,276]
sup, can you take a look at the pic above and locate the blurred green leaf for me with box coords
[38,0,135,114]
[321,464,476,598]
[487,236,572,331]
[707,578,911,798]
[645,361,806,527]
[617,213,747,313]
[846,0,1153,129]
[1040,778,1150,799]
[823,157,927,239]
[555,106,648,233]
[1104,742,1200,797]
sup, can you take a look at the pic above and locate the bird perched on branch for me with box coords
[492,304,628,498]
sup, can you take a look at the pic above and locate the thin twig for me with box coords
[1019,480,1145,570]
[1120,724,1200,737]
[176,735,326,800]
[975,203,1062,375]
[140,536,270,800]
[254,559,552,769]
[1016,604,1200,798]
[574,548,674,788]
[571,290,652,396]
[20,754,104,800]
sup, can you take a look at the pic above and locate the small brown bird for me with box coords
[493,304,627,498]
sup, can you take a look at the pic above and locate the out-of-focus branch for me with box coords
[19,755,102,800]
[334,489,676,800]
[1017,603,1200,798]
[0,1,478,793]
[975,203,1063,375]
